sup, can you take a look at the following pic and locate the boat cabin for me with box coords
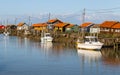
[84,36,98,43]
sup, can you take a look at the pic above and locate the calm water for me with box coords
[0,35,120,75]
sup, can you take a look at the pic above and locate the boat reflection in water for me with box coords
[101,48,120,66]
[40,42,53,51]
[77,49,102,75]
[78,49,102,61]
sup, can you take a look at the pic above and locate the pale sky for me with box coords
[0,0,120,15]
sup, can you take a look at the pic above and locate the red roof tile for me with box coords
[47,19,63,23]
[0,25,5,29]
[54,23,69,27]
[17,22,25,26]
[111,23,120,29]
[65,24,74,28]
[32,23,47,27]
[100,21,118,28]
[80,22,92,28]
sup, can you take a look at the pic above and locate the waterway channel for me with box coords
[0,35,120,75]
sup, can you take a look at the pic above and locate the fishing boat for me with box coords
[41,33,53,43]
[3,31,9,36]
[76,36,103,50]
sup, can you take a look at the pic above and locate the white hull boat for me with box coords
[3,32,9,36]
[41,33,53,43]
[77,36,103,50]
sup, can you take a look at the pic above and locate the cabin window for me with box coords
[46,34,50,37]
[105,28,109,32]
[115,29,120,32]
[91,38,98,42]
[111,29,113,32]
[85,38,89,42]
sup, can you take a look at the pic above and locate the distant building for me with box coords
[100,21,119,33]
[0,25,5,29]
[47,18,63,30]
[54,22,69,32]
[32,23,48,32]
[111,22,120,33]
[17,22,29,30]
[80,22,94,33]
[65,24,79,32]
[90,24,100,33]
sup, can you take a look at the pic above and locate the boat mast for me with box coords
[82,8,86,38]
[48,13,51,20]
[82,8,85,24]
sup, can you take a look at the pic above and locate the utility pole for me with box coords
[6,19,8,25]
[28,16,31,26]
[82,8,86,23]
[48,13,51,20]
[48,13,52,31]
[82,8,86,38]
[15,18,17,25]
[0,18,2,24]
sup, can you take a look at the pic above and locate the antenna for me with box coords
[48,13,51,20]
[82,8,86,23]
[28,16,31,26]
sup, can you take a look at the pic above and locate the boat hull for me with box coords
[41,37,53,43]
[3,32,9,36]
[77,43,103,50]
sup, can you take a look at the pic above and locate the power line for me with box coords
[86,7,120,11]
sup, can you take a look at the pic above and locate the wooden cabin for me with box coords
[32,23,48,32]
[47,18,63,29]
[10,25,17,30]
[111,22,120,33]
[0,25,5,29]
[65,24,79,32]
[100,21,119,33]
[90,24,100,33]
[80,22,94,33]
[0,25,5,33]
[65,24,74,32]
[54,23,69,32]
[17,22,29,30]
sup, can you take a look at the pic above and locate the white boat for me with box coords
[3,32,9,36]
[77,36,103,50]
[41,33,53,43]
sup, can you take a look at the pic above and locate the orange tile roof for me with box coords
[80,22,92,28]
[65,24,74,28]
[47,18,63,23]
[91,24,100,28]
[32,23,47,27]
[54,23,69,27]
[17,22,25,26]
[100,21,118,28]
[111,22,120,29]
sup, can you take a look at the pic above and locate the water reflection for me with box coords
[101,48,120,66]
[40,42,53,50]
[77,49,102,75]
[16,37,76,57]
[0,36,120,75]
[77,49,102,63]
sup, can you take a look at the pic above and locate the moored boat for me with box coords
[76,36,103,50]
[3,32,9,36]
[41,33,53,43]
